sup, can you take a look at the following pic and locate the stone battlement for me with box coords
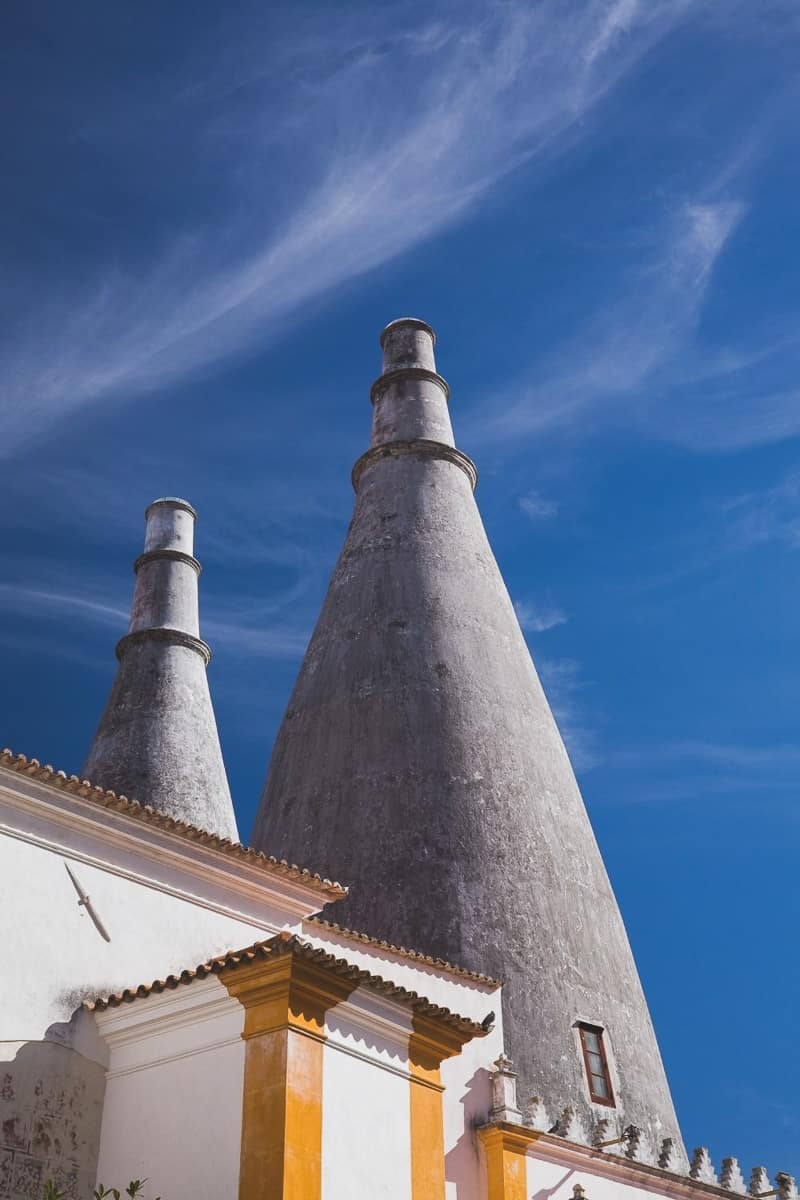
[489,1056,797,1199]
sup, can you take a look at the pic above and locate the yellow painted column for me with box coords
[221,946,355,1200]
[408,1014,474,1200]
[478,1126,530,1200]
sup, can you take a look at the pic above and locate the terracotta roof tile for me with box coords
[0,749,346,899]
[87,931,493,1038]
[307,918,502,986]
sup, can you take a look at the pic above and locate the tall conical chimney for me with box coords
[252,320,684,1150]
[84,498,238,841]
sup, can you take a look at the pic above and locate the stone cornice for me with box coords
[116,626,212,665]
[134,548,202,576]
[407,1008,478,1094]
[369,366,450,405]
[89,933,491,1046]
[93,976,244,1079]
[93,975,236,1050]
[221,947,356,1042]
[352,439,478,492]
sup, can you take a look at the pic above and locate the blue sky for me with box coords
[2,0,798,1174]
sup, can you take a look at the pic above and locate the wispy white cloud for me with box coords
[0,584,128,628]
[514,599,568,632]
[518,490,558,520]
[609,740,800,771]
[600,738,800,807]
[485,199,747,442]
[0,0,699,457]
[723,472,800,550]
[583,0,641,69]
[0,580,310,662]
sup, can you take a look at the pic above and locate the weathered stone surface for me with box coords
[252,319,684,1151]
[0,1042,104,1200]
[84,499,237,841]
[490,1055,522,1124]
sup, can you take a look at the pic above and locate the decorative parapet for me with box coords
[592,1117,617,1148]
[490,1055,522,1124]
[479,1115,796,1200]
[659,1138,681,1171]
[623,1123,642,1161]
[720,1158,747,1194]
[776,1174,799,1200]
[690,1147,719,1185]
[750,1168,773,1197]
[553,1106,589,1146]
[483,1077,795,1200]
[523,1096,550,1132]
[588,1119,654,1164]
[745,1169,798,1200]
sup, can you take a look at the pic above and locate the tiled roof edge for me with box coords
[87,932,493,1038]
[0,749,346,899]
[307,918,502,987]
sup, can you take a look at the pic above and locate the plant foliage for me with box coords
[43,1180,161,1200]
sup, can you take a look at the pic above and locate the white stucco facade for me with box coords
[0,758,339,1197]
[2,759,793,1200]
[90,966,504,1200]
[94,978,244,1200]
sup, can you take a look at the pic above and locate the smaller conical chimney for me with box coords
[84,498,238,841]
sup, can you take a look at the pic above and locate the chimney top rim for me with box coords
[379,317,436,348]
[145,497,198,521]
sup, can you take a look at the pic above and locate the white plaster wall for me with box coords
[0,772,323,1195]
[95,979,244,1200]
[443,1017,504,1200]
[321,980,502,1200]
[0,834,275,1040]
[321,1033,412,1200]
[310,938,504,1200]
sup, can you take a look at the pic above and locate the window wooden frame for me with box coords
[577,1022,615,1107]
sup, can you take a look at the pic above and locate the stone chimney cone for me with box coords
[83,499,238,841]
[253,320,684,1152]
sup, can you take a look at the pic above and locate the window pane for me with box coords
[579,1023,614,1105]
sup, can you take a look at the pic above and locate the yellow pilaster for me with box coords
[408,1013,475,1200]
[478,1126,531,1200]
[221,948,355,1200]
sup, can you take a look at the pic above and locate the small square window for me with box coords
[577,1023,615,1107]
